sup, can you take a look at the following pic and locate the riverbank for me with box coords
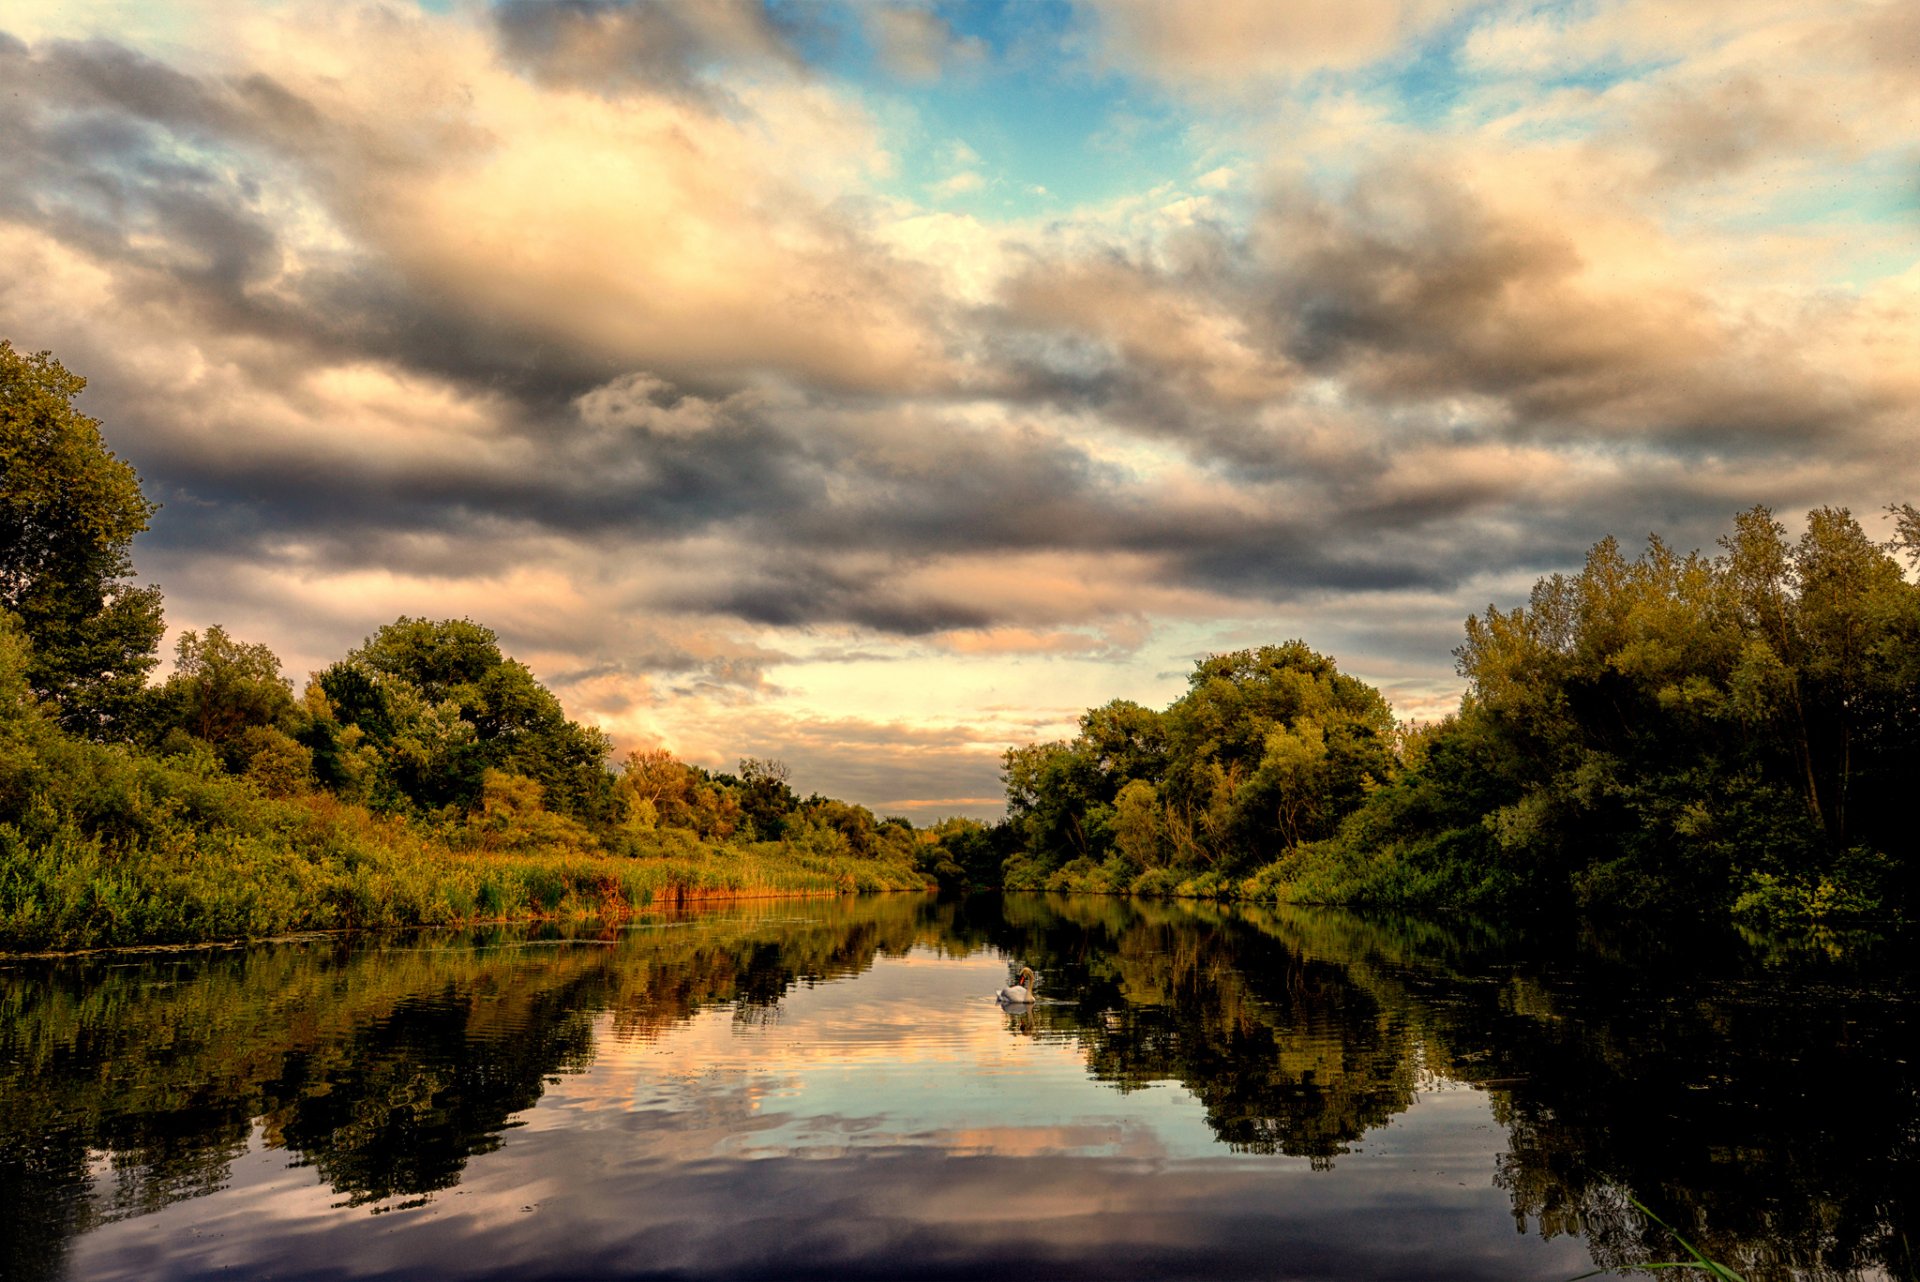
[0,615,934,955]
[1,832,929,955]
[1000,838,1501,911]
[0,777,931,954]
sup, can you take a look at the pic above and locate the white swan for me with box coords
[997,966,1036,1004]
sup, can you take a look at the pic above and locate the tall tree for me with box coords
[0,341,163,734]
[151,625,297,756]
[317,617,614,819]
[1004,642,1398,879]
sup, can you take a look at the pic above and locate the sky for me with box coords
[2,0,1917,821]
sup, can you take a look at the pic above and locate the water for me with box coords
[1,894,1913,1281]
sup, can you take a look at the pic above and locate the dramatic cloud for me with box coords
[1,0,1915,813]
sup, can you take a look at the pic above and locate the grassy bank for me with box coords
[0,705,933,954]
[2,817,930,955]
[1,803,928,955]
[1002,843,1551,913]
[0,613,932,954]
[0,689,928,955]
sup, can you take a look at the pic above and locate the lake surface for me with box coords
[1,894,1914,1282]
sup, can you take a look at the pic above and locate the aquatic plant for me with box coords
[1572,1198,1748,1282]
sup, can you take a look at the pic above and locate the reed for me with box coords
[1571,1198,1748,1282]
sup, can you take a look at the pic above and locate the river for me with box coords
[1,893,1913,1280]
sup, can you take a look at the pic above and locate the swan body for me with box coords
[997,967,1036,1005]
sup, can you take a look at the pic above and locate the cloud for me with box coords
[997,249,1296,419]
[491,0,801,99]
[866,5,985,83]
[3,0,1918,816]
[1248,155,1918,452]
[929,170,987,199]
[2,12,953,400]
[1077,0,1458,88]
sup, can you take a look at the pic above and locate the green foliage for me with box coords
[1571,1198,1751,1282]
[736,756,797,839]
[916,816,1011,889]
[1219,506,1919,918]
[145,625,301,771]
[1003,642,1398,887]
[1001,506,1920,921]
[311,617,615,821]
[0,341,163,735]
[0,611,931,951]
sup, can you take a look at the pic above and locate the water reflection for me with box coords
[1,895,1913,1281]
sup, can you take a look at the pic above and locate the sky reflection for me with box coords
[8,895,1912,1281]
[71,964,1576,1282]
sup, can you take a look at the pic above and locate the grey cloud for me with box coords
[993,160,1898,475]
[3,29,951,408]
[866,6,985,83]
[1628,75,1835,184]
[491,0,802,99]
[7,36,233,129]
[0,37,628,399]
[553,651,785,705]
[113,343,1735,641]
[5,20,1914,702]
[1248,163,1894,450]
[680,559,1001,635]
[132,407,817,568]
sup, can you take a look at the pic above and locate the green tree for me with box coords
[1003,642,1397,884]
[151,626,297,755]
[316,617,613,820]
[1162,643,1396,869]
[1422,504,1919,914]
[0,341,163,734]
[737,757,797,840]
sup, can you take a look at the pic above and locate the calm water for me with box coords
[1,895,1914,1282]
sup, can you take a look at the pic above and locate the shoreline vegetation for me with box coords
[5,337,1918,952]
[0,600,938,955]
[0,608,935,954]
[1001,508,1920,926]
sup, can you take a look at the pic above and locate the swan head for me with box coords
[1017,967,1035,988]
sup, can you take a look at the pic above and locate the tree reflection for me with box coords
[963,895,1917,1278]
[1,893,1914,1282]
[0,897,951,1281]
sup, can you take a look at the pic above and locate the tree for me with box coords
[737,757,796,839]
[1162,643,1397,868]
[152,625,297,759]
[1003,642,1398,881]
[0,341,163,734]
[315,617,614,820]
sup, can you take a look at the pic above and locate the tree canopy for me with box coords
[1004,641,1397,891]
[0,341,163,734]
[1001,506,1920,921]
[310,617,616,821]
[1269,504,1920,919]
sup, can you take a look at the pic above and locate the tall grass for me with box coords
[0,741,928,954]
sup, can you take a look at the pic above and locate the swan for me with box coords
[997,966,1036,1004]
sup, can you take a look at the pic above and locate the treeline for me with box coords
[1002,506,1920,921]
[1,341,962,950]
